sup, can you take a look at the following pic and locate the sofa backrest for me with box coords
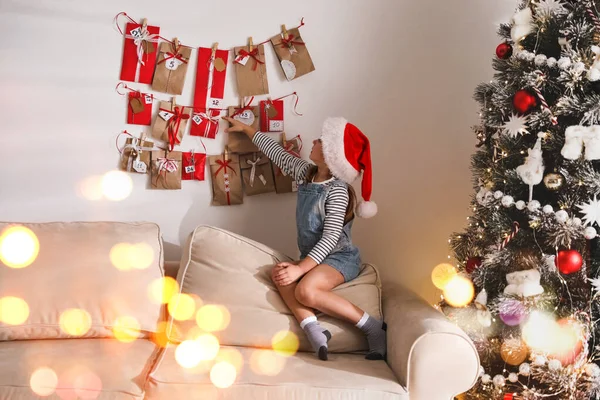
[168,225,382,353]
[0,221,165,341]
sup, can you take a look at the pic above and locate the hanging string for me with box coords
[114,11,306,53]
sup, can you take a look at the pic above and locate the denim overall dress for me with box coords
[296,178,361,282]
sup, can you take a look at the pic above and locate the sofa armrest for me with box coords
[383,282,479,400]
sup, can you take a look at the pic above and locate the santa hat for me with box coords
[320,117,377,218]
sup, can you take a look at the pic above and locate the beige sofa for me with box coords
[0,222,479,399]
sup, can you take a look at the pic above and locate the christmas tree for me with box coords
[432,1,600,399]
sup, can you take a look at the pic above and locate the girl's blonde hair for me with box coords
[305,165,356,225]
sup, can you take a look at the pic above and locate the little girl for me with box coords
[223,116,386,361]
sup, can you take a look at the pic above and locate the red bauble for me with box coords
[466,257,482,274]
[555,249,583,275]
[551,318,584,366]
[513,90,538,114]
[503,394,514,400]
[496,43,513,59]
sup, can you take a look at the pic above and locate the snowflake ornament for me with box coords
[589,277,600,293]
[502,114,530,138]
[535,0,566,17]
[577,195,600,227]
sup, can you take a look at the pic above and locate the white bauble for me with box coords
[519,362,531,376]
[543,205,554,214]
[481,374,492,384]
[548,359,562,371]
[585,226,598,240]
[535,54,547,66]
[493,375,506,388]
[516,200,526,210]
[528,200,541,212]
[585,363,600,377]
[573,217,582,226]
[547,57,557,67]
[555,210,569,223]
[494,190,504,199]
[502,195,515,208]
[534,355,547,366]
[508,372,519,383]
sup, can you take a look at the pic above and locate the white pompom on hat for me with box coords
[320,117,377,218]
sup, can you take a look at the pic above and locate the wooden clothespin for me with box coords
[171,96,176,110]
[211,42,219,58]
[173,37,180,50]
[141,18,148,29]
[248,37,254,52]
[281,24,289,40]
[239,97,244,109]
[224,145,230,159]
[282,132,287,146]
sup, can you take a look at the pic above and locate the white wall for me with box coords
[0,0,516,302]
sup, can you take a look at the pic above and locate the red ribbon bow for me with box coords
[279,34,305,49]
[231,96,255,118]
[160,107,190,151]
[238,48,264,71]
[215,158,237,176]
[158,45,188,65]
[284,136,303,158]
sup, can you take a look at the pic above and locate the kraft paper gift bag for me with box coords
[227,105,260,153]
[151,150,182,190]
[270,28,315,81]
[239,152,275,196]
[152,41,192,95]
[209,153,243,206]
[233,44,269,97]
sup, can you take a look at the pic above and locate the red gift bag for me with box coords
[127,92,154,126]
[181,151,207,181]
[191,46,228,138]
[260,99,284,132]
[119,22,161,84]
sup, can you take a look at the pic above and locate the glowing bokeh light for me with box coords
[150,321,171,348]
[30,367,58,397]
[196,333,220,361]
[110,243,133,271]
[175,340,204,369]
[216,348,244,373]
[250,349,286,376]
[129,243,154,270]
[431,263,458,290]
[0,296,29,325]
[272,330,300,357]
[148,277,179,305]
[78,175,104,201]
[442,275,475,307]
[59,309,92,337]
[0,225,39,268]
[196,304,231,332]
[168,293,196,321]
[101,170,132,201]
[210,361,237,388]
[112,316,141,343]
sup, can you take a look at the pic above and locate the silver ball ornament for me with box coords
[555,210,569,223]
[543,205,554,214]
[493,374,506,388]
[519,362,531,376]
[508,372,519,383]
[585,227,598,240]
[516,200,526,210]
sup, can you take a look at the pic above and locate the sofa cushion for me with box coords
[0,222,165,340]
[169,225,382,353]
[147,344,406,400]
[0,338,159,399]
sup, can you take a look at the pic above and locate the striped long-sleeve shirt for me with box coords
[253,132,349,264]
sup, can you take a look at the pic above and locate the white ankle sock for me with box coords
[356,312,370,328]
[300,316,317,329]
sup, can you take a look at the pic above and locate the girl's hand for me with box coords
[272,262,305,286]
[222,116,257,138]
